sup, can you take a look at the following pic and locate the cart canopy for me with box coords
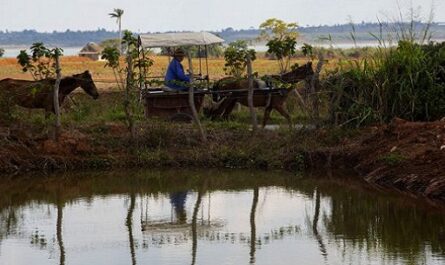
[139,32,224,48]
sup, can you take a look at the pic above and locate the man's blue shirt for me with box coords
[164,58,190,91]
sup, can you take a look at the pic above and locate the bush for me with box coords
[223,40,256,78]
[325,41,445,126]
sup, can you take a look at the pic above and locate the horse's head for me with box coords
[74,71,99,99]
[281,62,314,83]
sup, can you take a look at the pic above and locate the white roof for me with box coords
[139,32,224,48]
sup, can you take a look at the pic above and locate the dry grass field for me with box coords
[0,55,332,90]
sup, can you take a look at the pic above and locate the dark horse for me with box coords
[0,71,99,119]
[205,62,314,127]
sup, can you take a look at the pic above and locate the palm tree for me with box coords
[109,8,124,54]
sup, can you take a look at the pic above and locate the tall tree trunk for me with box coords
[119,19,123,55]
[126,53,135,138]
[53,53,62,140]
[246,55,258,132]
[310,55,324,127]
[187,54,207,142]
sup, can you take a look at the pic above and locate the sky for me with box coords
[0,0,443,32]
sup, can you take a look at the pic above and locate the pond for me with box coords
[0,169,444,265]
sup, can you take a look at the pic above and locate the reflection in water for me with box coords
[191,191,202,265]
[312,188,327,261]
[170,191,188,224]
[250,188,259,264]
[126,194,137,265]
[0,169,445,265]
[56,200,65,265]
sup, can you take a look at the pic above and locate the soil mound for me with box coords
[351,118,445,200]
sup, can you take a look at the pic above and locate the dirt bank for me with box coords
[0,118,444,202]
[350,118,445,201]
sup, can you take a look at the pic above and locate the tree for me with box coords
[223,40,256,78]
[109,8,124,54]
[16,43,64,138]
[259,18,299,73]
[17,42,62,80]
[0,48,4,58]
[100,38,121,49]
[102,30,153,138]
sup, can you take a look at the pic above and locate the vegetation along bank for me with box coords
[0,22,444,204]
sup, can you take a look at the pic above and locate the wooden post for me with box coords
[187,53,207,142]
[126,52,135,138]
[53,52,62,140]
[310,54,324,127]
[246,55,258,132]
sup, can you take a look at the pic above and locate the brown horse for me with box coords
[0,71,99,119]
[205,62,314,127]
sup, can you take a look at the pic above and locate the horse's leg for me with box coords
[262,106,273,128]
[274,103,292,129]
[222,98,238,120]
[212,97,231,118]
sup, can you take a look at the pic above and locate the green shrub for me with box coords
[325,41,445,126]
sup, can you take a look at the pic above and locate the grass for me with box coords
[0,55,313,84]
[378,152,407,166]
[0,54,348,90]
[325,41,445,126]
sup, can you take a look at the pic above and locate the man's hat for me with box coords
[173,48,185,57]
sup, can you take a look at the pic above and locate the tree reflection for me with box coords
[0,207,19,242]
[250,188,259,264]
[126,194,137,265]
[56,201,65,265]
[191,190,203,265]
[2,169,445,265]
[312,188,327,261]
[322,189,445,264]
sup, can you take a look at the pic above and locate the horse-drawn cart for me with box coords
[137,32,224,121]
[136,32,314,126]
[142,89,205,121]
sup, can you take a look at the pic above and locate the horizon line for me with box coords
[1,21,444,34]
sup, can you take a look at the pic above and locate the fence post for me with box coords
[187,53,207,142]
[311,54,324,127]
[53,51,62,140]
[246,55,258,132]
[125,52,135,138]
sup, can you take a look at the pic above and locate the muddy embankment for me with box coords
[0,118,444,202]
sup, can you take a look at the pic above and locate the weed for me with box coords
[378,152,406,166]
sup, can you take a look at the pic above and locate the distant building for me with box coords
[79,42,103,61]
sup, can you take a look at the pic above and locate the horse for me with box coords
[204,62,314,127]
[0,71,99,120]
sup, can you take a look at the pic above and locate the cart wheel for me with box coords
[169,113,194,122]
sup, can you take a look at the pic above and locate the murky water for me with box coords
[0,169,444,265]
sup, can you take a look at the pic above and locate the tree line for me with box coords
[1,22,444,47]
